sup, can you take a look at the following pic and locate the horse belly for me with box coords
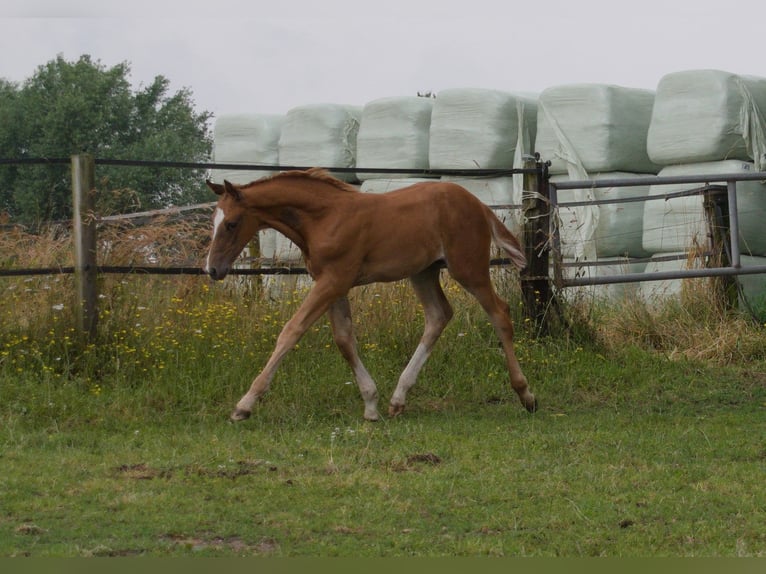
[355,234,443,284]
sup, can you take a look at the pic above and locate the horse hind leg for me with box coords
[455,273,537,413]
[327,297,381,421]
[389,265,453,416]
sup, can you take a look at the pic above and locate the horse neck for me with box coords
[242,176,341,247]
[243,176,336,213]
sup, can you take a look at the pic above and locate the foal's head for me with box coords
[204,180,260,280]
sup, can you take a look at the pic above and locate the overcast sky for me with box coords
[1,0,764,120]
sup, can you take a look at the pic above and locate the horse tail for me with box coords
[487,208,526,270]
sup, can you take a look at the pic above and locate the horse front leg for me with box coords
[231,281,340,421]
[327,297,381,421]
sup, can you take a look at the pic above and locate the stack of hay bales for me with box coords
[278,103,361,182]
[206,70,766,308]
[210,113,284,184]
[428,88,537,238]
[535,84,658,300]
[429,88,537,171]
[536,84,659,177]
[641,70,766,302]
[646,70,766,167]
[356,96,434,193]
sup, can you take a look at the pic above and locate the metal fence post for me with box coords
[72,154,98,340]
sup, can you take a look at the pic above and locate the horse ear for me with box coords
[206,180,225,196]
[223,180,244,201]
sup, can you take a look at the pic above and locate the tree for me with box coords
[0,54,213,224]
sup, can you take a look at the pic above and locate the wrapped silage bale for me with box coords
[278,103,361,181]
[260,232,308,298]
[637,253,706,304]
[428,88,537,170]
[560,257,647,303]
[209,114,284,184]
[647,69,766,169]
[441,176,523,237]
[259,229,302,263]
[642,160,766,255]
[535,83,660,176]
[553,173,652,260]
[356,97,434,180]
[738,256,766,315]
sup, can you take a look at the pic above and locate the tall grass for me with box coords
[2,220,766,422]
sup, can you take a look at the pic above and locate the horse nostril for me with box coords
[207,266,228,281]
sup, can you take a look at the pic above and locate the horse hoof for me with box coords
[522,395,539,413]
[388,403,405,417]
[230,408,251,422]
[364,409,381,422]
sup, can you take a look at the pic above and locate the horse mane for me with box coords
[247,168,359,193]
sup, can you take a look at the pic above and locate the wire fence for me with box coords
[0,157,536,278]
[4,156,766,282]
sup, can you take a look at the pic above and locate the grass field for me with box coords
[1,223,765,557]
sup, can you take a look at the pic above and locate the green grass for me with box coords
[1,391,764,557]
[1,274,766,557]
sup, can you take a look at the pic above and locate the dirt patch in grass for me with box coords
[390,452,443,472]
[114,463,170,480]
[160,533,279,555]
[113,460,275,481]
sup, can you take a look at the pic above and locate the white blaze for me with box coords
[206,207,225,272]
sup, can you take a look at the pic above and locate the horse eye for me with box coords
[225,220,238,232]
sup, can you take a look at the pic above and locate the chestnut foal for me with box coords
[204,169,536,421]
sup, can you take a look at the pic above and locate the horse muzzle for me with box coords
[205,265,229,281]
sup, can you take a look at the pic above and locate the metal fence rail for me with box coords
[547,170,766,288]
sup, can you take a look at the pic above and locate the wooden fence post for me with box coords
[521,155,557,336]
[71,154,98,340]
[703,185,738,310]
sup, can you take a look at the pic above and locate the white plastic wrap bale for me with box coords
[356,97,434,180]
[259,229,277,260]
[642,160,766,255]
[278,104,361,182]
[441,177,523,238]
[209,114,284,184]
[259,228,306,300]
[535,84,659,176]
[637,253,706,304]
[737,256,766,314]
[552,173,652,260]
[261,270,313,301]
[428,88,537,170]
[647,70,766,170]
[560,257,647,303]
[360,178,434,194]
[259,229,303,263]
